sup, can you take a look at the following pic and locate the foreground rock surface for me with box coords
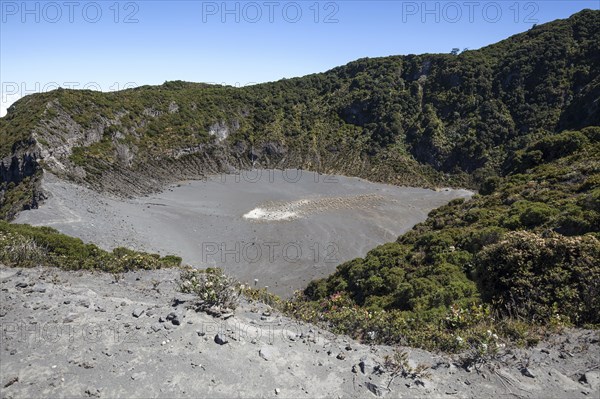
[1,266,598,398]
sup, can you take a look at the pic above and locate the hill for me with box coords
[2,9,599,219]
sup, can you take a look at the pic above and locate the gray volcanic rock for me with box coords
[258,346,277,361]
[1,265,598,399]
[214,333,229,345]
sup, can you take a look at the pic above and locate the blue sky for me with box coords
[1,0,598,116]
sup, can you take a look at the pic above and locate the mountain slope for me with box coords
[291,126,599,350]
[2,9,599,219]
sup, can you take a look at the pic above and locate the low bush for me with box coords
[179,268,240,310]
[475,231,600,325]
[0,221,181,273]
[284,129,599,352]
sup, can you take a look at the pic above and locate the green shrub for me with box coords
[475,231,600,324]
[0,232,47,267]
[479,176,501,195]
[0,221,180,273]
[519,202,558,227]
[179,268,240,310]
[501,201,558,228]
[532,130,589,162]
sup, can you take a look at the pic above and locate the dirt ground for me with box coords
[1,265,598,399]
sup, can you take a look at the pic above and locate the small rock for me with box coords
[151,323,163,332]
[131,372,144,380]
[214,333,229,345]
[31,284,47,293]
[275,388,280,395]
[206,307,222,317]
[172,293,195,306]
[166,312,178,321]
[166,311,183,324]
[336,353,346,360]
[77,299,91,308]
[84,387,100,398]
[64,313,79,323]
[15,282,28,288]
[521,367,535,378]
[3,376,18,388]
[259,346,277,361]
[359,357,376,374]
[132,308,145,318]
[365,381,385,397]
[581,371,600,390]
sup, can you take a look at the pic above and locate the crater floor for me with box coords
[15,170,472,296]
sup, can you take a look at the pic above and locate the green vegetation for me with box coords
[284,127,600,352]
[0,221,182,273]
[0,172,41,220]
[2,10,599,204]
[179,268,240,310]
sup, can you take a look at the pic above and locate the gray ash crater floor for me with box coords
[15,170,472,297]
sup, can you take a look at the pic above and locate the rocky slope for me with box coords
[1,265,598,399]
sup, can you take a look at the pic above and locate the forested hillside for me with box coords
[2,10,599,219]
[291,127,599,351]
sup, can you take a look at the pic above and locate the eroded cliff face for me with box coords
[2,97,437,204]
[0,127,43,212]
[0,148,40,185]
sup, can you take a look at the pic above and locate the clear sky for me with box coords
[1,0,598,116]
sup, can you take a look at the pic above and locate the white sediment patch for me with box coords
[242,195,387,222]
[243,208,298,221]
[243,199,310,221]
